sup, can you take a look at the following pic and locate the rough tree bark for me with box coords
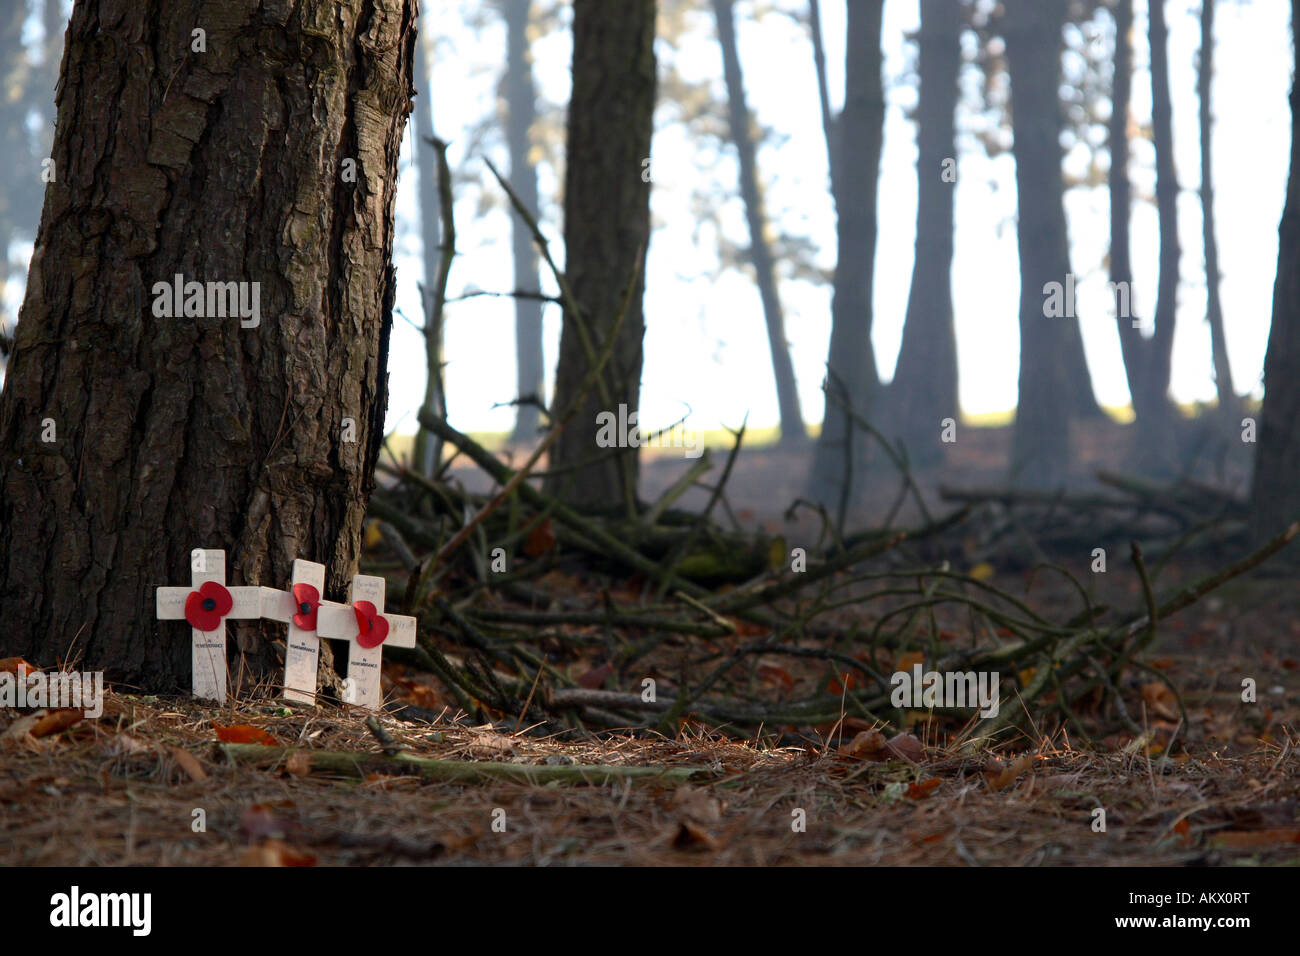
[886,0,962,468]
[504,0,546,445]
[712,0,805,445]
[1250,0,1300,551]
[544,0,655,512]
[0,0,416,692]
[807,0,884,512]
[1004,0,1080,487]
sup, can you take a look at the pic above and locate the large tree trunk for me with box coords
[0,0,416,692]
[544,0,655,512]
[712,0,805,445]
[807,0,884,512]
[504,0,546,445]
[885,0,962,468]
[1004,0,1076,487]
[1199,0,1235,414]
[1250,0,1300,549]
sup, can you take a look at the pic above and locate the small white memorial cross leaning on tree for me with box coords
[316,573,416,710]
[259,559,328,704]
[155,549,264,702]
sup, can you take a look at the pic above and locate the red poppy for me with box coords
[292,583,321,630]
[353,601,390,649]
[185,581,233,631]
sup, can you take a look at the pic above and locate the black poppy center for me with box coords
[202,598,217,611]
[300,602,312,615]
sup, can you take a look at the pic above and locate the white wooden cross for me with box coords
[155,549,263,702]
[259,559,329,704]
[316,574,416,710]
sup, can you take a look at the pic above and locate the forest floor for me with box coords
[3,417,1298,866]
[1,568,1297,867]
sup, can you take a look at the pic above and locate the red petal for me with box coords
[352,601,387,649]
[185,591,221,631]
[292,583,320,608]
[357,614,388,649]
[353,602,371,637]
[199,581,233,615]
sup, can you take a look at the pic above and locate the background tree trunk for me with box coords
[712,0,805,445]
[1004,0,1077,487]
[1146,0,1180,413]
[808,0,884,513]
[1118,0,1181,474]
[1250,0,1300,551]
[544,0,656,512]
[412,28,446,478]
[1109,0,1147,412]
[886,0,962,468]
[1199,0,1235,414]
[0,0,416,691]
[504,0,546,445]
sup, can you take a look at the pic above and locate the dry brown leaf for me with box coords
[906,778,942,799]
[169,746,208,782]
[110,734,152,756]
[239,839,317,866]
[984,753,1034,792]
[671,785,721,822]
[213,723,278,746]
[1,714,39,743]
[0,658,36,677]
[883,732,925,764]
[240,803,286,841]
[1212,828,1300,848]
[895,650,925,671]
[841,730,887,758]
[30,708,83,738]
[523,518,557,557]
[671,819,723,851]
[1141,682,1179,720]
[576,662,613,690]
[285,750,313,777]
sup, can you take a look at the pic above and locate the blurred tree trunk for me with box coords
[886,0,962,468]
[504,0,546,445]
[0,0,415,691]
[1146,0,1179,413]
[1109,0,1177,473]
[0,2,21,367]
[412,30,445,478]
[1199,0,1235,414]
[1250,0,1300,549]
[808,0,884,513]
[712,0,805,445]
[1131,0,1182,473]
[1004,0,1077,487]
[544,0,655,512]
[1109,0,1145,407]
[0,222,11,364]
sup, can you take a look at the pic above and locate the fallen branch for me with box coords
[218,743,706,784]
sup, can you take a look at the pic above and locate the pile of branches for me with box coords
[359,141,1291,750]
[361,418,1296,751]
[940,472,1251,570]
